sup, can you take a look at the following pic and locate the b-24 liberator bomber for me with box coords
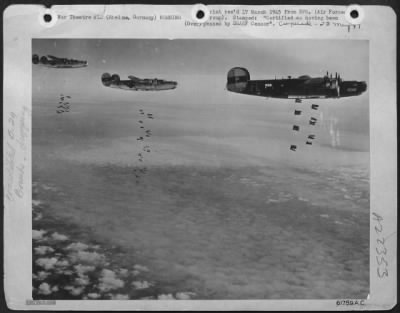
[32,54,88,68]
[101,73,178,91]
[226,67,367,103]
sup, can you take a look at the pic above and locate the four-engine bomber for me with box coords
[101,73,178,91]
[32,54,88,68]
[226,67,367,102]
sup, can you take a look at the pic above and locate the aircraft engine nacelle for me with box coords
[227,67,250,93]
[40,56,48,64]
[111,74,120,83]
[101,73,112,86]
[32,54,39,64]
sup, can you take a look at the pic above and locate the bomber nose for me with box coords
[359,81,367,92]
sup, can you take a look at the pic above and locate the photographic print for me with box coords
[31,39,370,300]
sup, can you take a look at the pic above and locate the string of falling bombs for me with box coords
[56,94,72,114]
[133,109,154,184]
[290,103,319,152]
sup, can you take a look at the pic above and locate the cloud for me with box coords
[65,285,85,296]
[51,232,69,241]
[32,200,42,207]
[118,268,129,277]
[74,264,96,275]
[33,212,43,221]
[75,275,90,286]
[133,264,149,272]
[98,269,124,292]
[42,184,57,191]
[34,246,54,255]
[35,271,50,281]
[55,259,69,267]
[69,251,105,264]
[131,280,152,290]
[66,242,89,251]
[36,257,58,270]
[110,294,130,300]
[38,283,52,295]
[32,229,47,240]
[157,293,176,300]
[139,296,155,300]
[87,293,101,299]
[176,292,195,300]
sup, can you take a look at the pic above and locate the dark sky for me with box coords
[33,39,368,78]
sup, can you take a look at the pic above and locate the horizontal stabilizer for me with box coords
[128,75,141,81]
[226,67,250,93]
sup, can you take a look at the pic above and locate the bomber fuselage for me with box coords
[226,67,367,100]
[33,54,88,68]
[102,73,177,91]
[107,80,177,91]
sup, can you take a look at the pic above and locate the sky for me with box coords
[32,39,369,168]
[32,39,368,100]
[32,39,368,77]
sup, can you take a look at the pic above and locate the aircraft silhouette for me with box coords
[32,54,88,68]
[226,68,367,103]
[102,73,177,91]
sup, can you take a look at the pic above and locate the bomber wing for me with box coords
[122,80,137,89]
[47,55,61,60]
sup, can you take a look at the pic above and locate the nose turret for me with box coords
[167,81,178,90]
[358,81,367,93]
[340,80,367,97]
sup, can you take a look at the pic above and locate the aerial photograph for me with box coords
[32,39,369,300]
